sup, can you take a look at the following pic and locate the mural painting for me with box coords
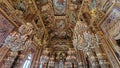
[0,13,14,46]
[103,0,113,12]
[48,19,72,40]
[100,7,120,62]
[56,19,66,29]
[53,0,66,16]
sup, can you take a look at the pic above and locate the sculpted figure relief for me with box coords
[4,23,33,51]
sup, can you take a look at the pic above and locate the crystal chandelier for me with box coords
[40,55,49,63]
[3,23,34,51]
[40,49,50,64]
[73,21,99,51]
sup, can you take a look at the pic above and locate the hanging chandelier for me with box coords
[40,55,49,64]
[3,23,34,51]
[73,21,99,51]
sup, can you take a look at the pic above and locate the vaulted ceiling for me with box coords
[1,0,120,67]
[1,0,107,53]
[4,0,83,50]
[0,0,110,54]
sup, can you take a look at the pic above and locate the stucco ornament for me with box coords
[4,23,33,51]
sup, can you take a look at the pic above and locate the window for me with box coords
[39,63,42,68]
[23,54,32,68]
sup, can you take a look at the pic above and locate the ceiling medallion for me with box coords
[3,23,34,51]
[73,21,99,51]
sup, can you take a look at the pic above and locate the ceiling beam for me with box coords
[78,0,85,20]
[32,0,49,39]
[0,7,19,27]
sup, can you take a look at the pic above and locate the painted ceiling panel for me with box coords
[53,0,66,16]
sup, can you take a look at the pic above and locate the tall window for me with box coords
[23,54,32,68]
[39,63,42,68]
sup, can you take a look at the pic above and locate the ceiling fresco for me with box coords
[0,0,84,54]
[2,0,82,56]
[53,0,66,16]
[8,0,36,21]
[44,18,72,41]
[67,0,82,29]
[39,1,72,42]
[38,0,83,51]
[1,0,120,67]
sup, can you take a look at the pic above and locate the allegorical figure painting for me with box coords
[101,7,120,61]
[53,0,66,15]
[56,19,65,29]
[87,0,97,10]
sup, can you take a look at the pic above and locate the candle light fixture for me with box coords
[73,21,99,51]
